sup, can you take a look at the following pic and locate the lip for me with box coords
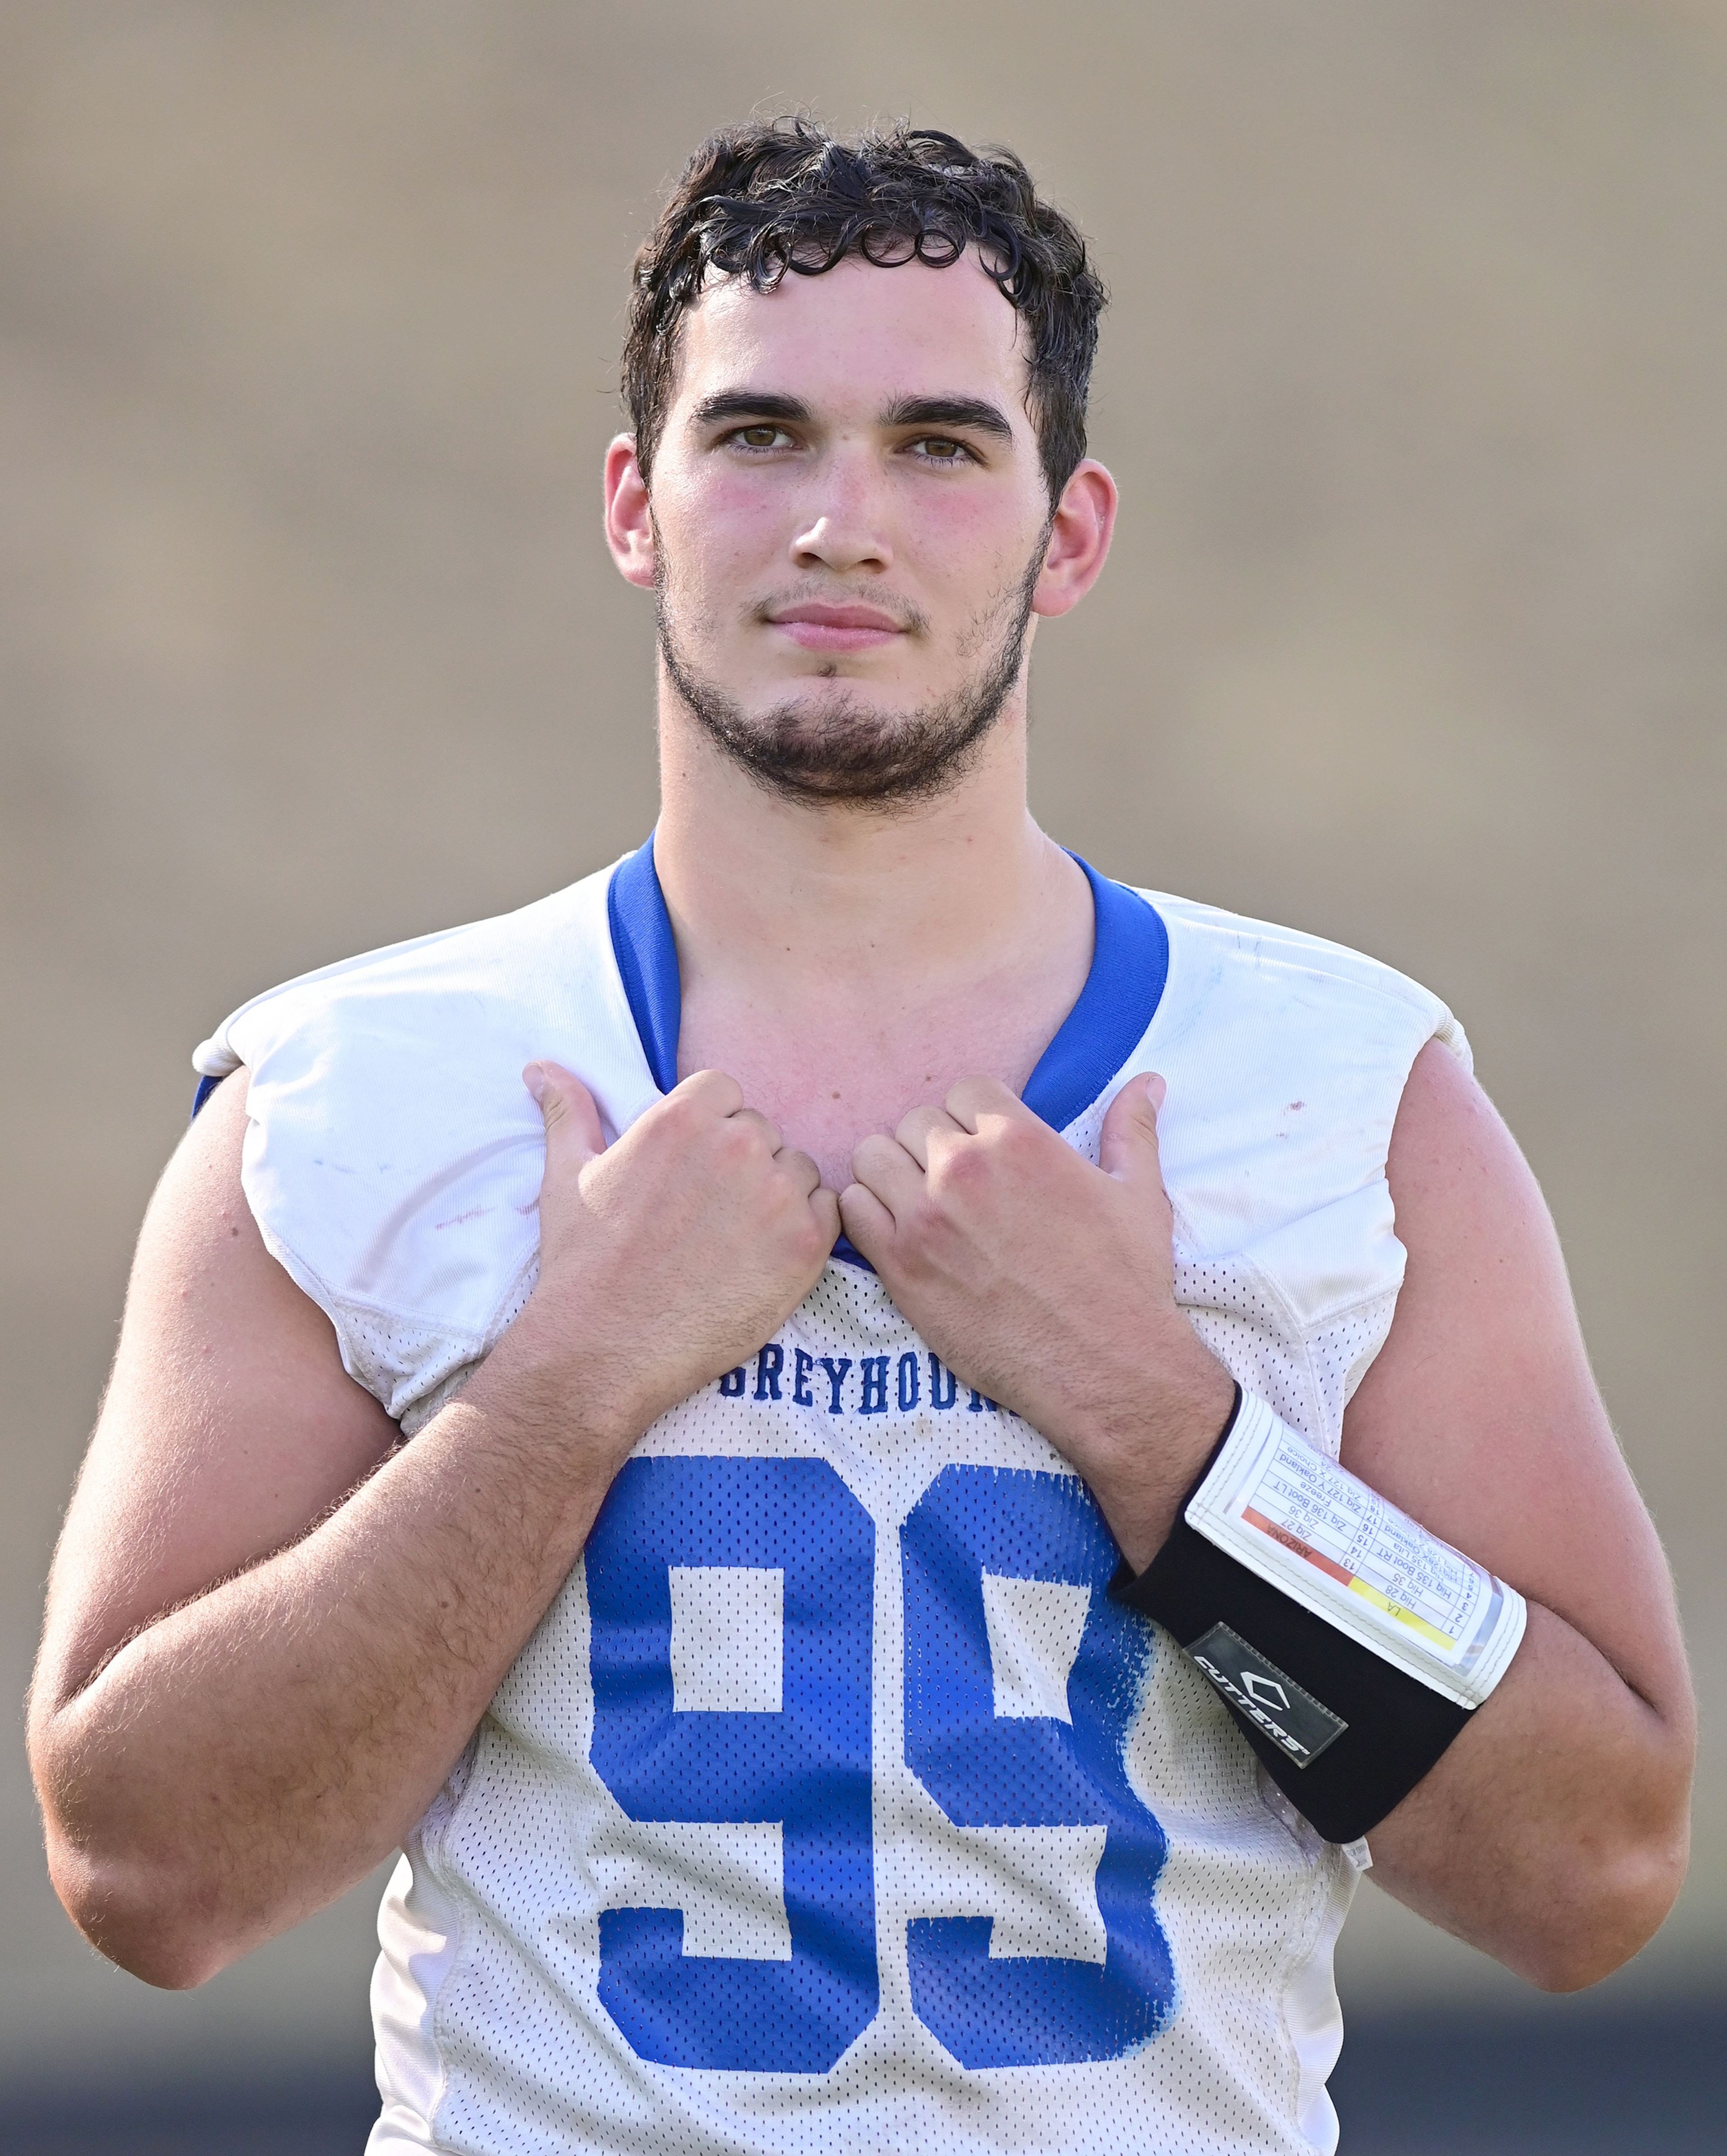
[766,602,905,653]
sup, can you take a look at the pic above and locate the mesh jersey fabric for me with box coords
[192,845,1469,2156]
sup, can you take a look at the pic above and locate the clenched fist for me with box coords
[841,1071,1234,1569]
[497,1062,839,1462]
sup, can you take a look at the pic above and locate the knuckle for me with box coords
[901,1199,944,1250]
[656,1092,700,1139]
[937,1142,990,1196]
[715,1118,763,1168]
[904,1194,950,1254]
[998,1116,1040,1161]
[950,1075,1004,1120]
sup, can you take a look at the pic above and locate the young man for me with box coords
[31,122,1692,2155]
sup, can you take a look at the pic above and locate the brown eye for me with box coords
[737,425,787,449]
[912,437,968,462]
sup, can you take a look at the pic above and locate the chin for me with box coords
[766,663,918,698]
[664,614,1024,808]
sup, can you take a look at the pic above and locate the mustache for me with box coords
[744,586,932,638]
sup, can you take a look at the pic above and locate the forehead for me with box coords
[671,252,1030,416]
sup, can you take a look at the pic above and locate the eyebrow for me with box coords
[691,391,813,428]
[881,395,1015,442]
[690,389,1016,442]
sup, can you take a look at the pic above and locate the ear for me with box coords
[604,434,658,590]
[1031,459,1118,619]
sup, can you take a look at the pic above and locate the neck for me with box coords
[652,689,1075,1001]
[650,674,1096,1190]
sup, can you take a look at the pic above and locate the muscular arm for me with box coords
[1336,1041,1693,1987]
[29,1065,836,1988]
[844,1046,1694,1992]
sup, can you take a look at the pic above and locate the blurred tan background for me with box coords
[3,0,1723,2124]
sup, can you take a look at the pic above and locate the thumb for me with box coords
[1098,1070,1167,1186]
[523,1060,605,1172]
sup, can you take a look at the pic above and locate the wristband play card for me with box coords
[1185,1392,1526,1709]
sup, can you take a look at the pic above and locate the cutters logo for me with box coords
[1186,1622,1348,1768]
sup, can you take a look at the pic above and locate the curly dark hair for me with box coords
[623,118,1108,506]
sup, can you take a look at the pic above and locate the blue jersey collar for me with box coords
[607,832,1168,1264]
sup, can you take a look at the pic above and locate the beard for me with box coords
[655,540,1046,811]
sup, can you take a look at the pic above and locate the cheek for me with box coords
[654,471,787,608]
[659,466,785,555]
[897,478,1046,597]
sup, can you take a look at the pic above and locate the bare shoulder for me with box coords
[32,1073,398,1717]
[1342,1040,1684,1692]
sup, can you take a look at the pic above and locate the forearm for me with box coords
[1363,1598,1694,1989]
[34,1338,631,1987]
[34,1060,837,1989]
[1092,1374,1691,1985]
[1106,1422,1693,1986]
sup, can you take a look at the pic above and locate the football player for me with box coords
[29,121,1693,2156]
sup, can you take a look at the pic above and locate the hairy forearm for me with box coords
[33,1342,630,1988]
[1364,1600,1694,1989]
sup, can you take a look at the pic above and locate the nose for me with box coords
[790,455,893,575]
[791,514,893,574]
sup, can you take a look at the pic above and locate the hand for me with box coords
[841,1072,1235,1568]
[500,1063,840,1452]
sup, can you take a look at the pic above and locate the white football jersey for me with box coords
[194,839,1468,2156]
